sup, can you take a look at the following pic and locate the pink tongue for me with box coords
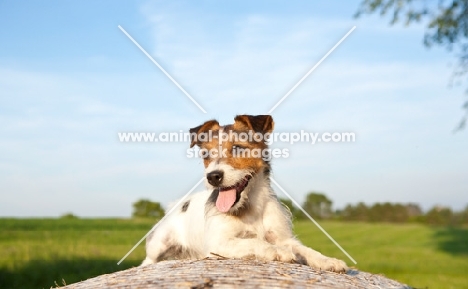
[216,189,237,213]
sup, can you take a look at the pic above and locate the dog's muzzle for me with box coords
[213,175,252,213]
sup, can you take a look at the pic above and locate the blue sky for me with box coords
[1,0,467,217]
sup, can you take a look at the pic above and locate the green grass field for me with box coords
[0,218,467,289]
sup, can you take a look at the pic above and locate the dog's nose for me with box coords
[207,170,224,187]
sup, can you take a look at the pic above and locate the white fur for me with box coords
[142,163,348,272]
[204,162,250,188]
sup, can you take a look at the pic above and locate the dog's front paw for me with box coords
[264,245,296,263]
[313,257,348,273]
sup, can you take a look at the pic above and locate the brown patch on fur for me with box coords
[233,115,274,134]
[264,230,277,244]
[156,234,197,261]
[235,231,257,239]
[242,254,257,260]
[189,119,220,148]
[156,245,195,261]
[295,253,309,265]
[190,115,275,172]
[181,200,190,212]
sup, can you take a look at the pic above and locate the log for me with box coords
[56,258,411,289]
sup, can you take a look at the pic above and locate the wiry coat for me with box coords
[142,115,347,272]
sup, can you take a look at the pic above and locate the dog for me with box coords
[142,115,348,272]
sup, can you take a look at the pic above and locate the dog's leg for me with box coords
[144,233,192,265]
[142,222,185,266]
[261,199,348,272]
[141,256,155,266]
[283,239,348,272]
[142,229,170,266]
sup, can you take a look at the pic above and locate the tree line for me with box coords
[280,192,468,226]
[132,192,468,226]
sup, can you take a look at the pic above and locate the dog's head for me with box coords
[190,115,274,215]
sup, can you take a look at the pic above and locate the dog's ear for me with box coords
[233,115,274,134]
[189,119,220,148]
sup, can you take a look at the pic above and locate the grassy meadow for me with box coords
[0,218,467,289]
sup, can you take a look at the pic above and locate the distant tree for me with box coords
[404,203,424,222]
[60,212,79,219]
[368,203,409,222]
[405,203,423,217]
[425,205,454,225]
[302,192,333,219]
[391,203,410,222]
[447,204,468,225]
[341,202,421,223]
[132,199,165,219]
[341,202,369,221]
[355,0,468,130]
[462,205,468,224]
[368,203,384,222]
[279,198,304,220]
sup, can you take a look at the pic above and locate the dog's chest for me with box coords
[205,209,269,239]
